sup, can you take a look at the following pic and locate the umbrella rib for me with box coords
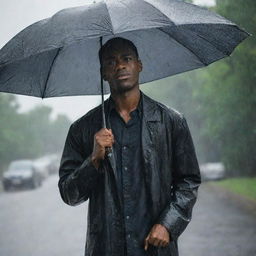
[143,0,175,26]
[104,1,115,34]
[158,27,206,66]
[190,25,236,56]
[42,48,61,98]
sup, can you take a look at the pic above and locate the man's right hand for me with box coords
[91,128,114,169]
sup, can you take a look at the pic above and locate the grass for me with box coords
[213,177,256,201]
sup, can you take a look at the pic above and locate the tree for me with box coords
[0,94,25,169]
[200,0,256,175]
[0,94,71,175]
[22,106,71,156]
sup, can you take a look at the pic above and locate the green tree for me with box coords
[45,114,71,154]
[0,94,24,168]
[23,106,71,156]
[199,0,256,175]
[0,94,71,175]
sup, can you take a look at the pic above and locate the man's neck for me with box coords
[111,89,141,114]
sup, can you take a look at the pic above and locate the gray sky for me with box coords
[0,0,215,121]
[194,0,215,6]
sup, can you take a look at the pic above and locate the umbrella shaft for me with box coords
[100,36,106,129]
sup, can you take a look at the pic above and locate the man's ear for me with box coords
[138,59,143,72]
[100,67,107,81]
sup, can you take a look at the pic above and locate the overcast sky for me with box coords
[194,0,215,6]
[0,0,215,121]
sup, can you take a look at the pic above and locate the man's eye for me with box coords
[106,60,115,66]
[124,57,132,62]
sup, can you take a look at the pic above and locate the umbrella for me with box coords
[0,0,249,127]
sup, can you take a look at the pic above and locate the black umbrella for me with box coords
[0,0,249,127]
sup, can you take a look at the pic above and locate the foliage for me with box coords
[213,177,256,200]
[199,0,256,175]
[0,94,71,174]
[0,94,24,166]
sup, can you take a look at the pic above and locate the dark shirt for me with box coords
[109,97,152,256]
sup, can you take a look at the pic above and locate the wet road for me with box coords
[0,175,255,256]
[179,183,256,256]
[0,175,87,256]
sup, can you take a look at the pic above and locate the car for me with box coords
[33,154,61,176]
[2,160,42,191]
[33,156,51,180]
[200,162,226,181]
[47,154,61,175]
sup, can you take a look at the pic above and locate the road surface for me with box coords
[0,175,255,256]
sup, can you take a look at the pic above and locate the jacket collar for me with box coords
[104,91,161,123]
[108,93,143,118]
[141,92,161,122]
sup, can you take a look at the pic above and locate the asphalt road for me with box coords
[0,175,255,256]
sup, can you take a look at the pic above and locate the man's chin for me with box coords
[111,82,137,94]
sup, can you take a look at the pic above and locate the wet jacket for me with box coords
[58,92,201,256]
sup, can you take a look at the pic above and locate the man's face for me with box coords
[101,42,142,94]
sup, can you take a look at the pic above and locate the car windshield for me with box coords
[9,161,32,171]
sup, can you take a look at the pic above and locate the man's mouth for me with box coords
[116,73,131,80]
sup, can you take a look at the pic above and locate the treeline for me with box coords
[141,0,255,176]
[0,94,71,174]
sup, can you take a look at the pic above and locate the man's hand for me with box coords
[144,224,170,251]
[91,128,114,169]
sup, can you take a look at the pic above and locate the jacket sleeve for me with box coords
[58,123,101,206]
[158,115,201,240]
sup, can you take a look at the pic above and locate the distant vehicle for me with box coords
[47,154,61,175]
[33,157,51,180]
[33,154,61,177]
[2,160,42,191]
[200,162,226,181]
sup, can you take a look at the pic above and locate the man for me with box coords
[58,37,201,256]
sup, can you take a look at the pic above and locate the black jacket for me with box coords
[58,92,201,256]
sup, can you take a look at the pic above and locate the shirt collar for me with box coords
[109,92,143,117]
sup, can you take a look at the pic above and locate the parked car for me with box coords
[46,154,61,175]
[2,160,42,191]
[33,157,51,180]
[33,154,61,176]
[200,162,226,181]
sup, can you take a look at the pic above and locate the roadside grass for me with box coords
[212,177,256,201]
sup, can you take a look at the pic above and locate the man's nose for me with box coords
[115,59,126,70]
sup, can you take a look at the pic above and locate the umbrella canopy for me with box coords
[0,0,249,98]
